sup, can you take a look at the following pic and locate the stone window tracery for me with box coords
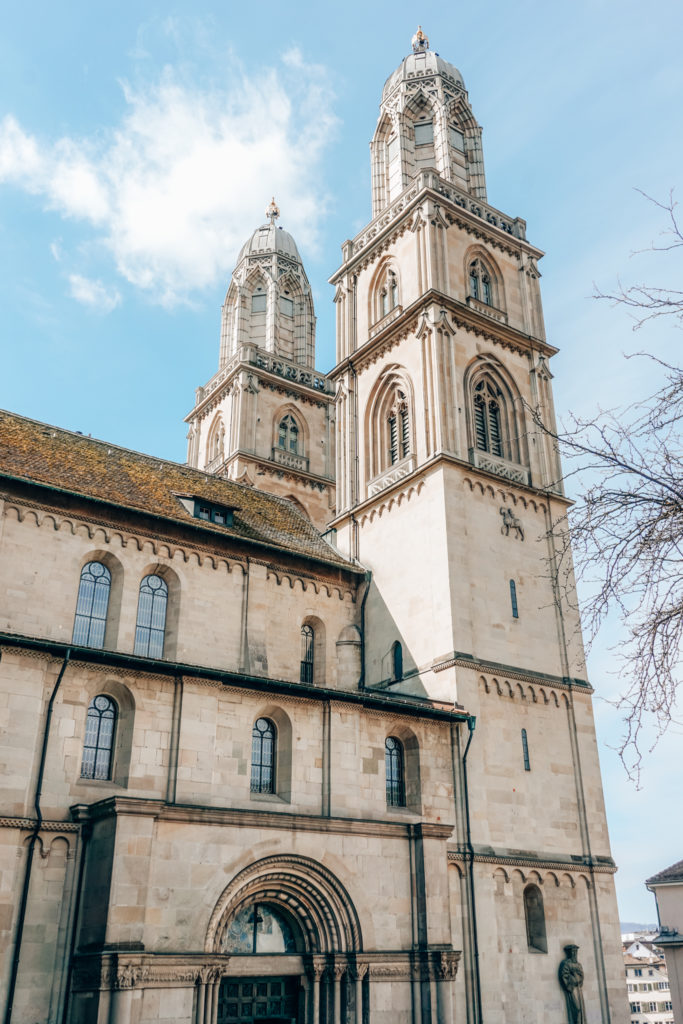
[388,390,410,465]
[73,561,111,648]
[80,694,116,780]
[133,574,168,659]
[278,414,300,455]
[251,717,276,794]
[385,736,405,807]
[469,258,493,306]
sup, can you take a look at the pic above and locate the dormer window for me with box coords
[191,499,235,526]
[414,121,433,146]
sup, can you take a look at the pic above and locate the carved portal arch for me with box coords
[206,855,363,954]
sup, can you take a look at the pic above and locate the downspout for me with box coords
[60,811,91,1024]
[4,648,71,1024]
[462,715,483,1024]
[357,570,372,690]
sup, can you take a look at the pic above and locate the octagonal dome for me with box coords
[382,50,465,101]
[237,223,302,264]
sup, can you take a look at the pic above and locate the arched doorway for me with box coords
[205,856,364,1024]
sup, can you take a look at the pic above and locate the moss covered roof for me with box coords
[0,409,355,571]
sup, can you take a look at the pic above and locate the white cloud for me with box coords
[0,53,337,306]
[68,274,121,313]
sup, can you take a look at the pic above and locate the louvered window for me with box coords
[473,381,504,457]
[389,415,398,464]
[400,408,410,458]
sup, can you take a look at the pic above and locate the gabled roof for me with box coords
[647,859,683,886]
[0,409,356,572]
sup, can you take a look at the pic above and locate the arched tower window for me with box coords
[251,717,276,793]
[300,624,314,683]
[278,415,300,455]
[80,694,117,780]
[385,736,405,807]
[523,884,547,953]
[469,259,493,306]
[207,417,225,467]
[134,574,168,659]
[473,379,504,457]
[373,265,400,324]
[73,561,111,648]
[388,391,410,465]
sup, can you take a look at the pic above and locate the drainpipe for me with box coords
[462,715,483,1024]
[4,649,71,1024]
[357,570,372,690]
[60,810,91,1024]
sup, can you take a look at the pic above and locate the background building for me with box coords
[0,29,628,1024]
[647,861,683,1024]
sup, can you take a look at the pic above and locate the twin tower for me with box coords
[184,27,567,689]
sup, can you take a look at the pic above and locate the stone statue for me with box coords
[558,944,586,1024]
[499,506,524,540]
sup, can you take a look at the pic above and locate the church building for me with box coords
[0,29,628,1024]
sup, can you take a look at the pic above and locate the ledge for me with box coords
[71,796,455,841]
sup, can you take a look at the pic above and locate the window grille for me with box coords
[414,121,433,145]
[300,624,314,683]
[73,561,111,648]
[385,736,405,807]
[510,579,519,618]
[251,718,275,793]
[251,292,267,313]
[80,694,116,780]
[134,574,168,659]
[278,415,299,454]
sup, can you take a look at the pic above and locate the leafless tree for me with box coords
[542,192,683,781]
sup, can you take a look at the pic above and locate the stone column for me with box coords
[195,981,206,1024]
[310,962,325,1024]
[210,977,220,1024]
[435,952,458,1024]
[333,963,345,1024]
[354,963,368,1024]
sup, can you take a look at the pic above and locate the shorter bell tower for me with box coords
[185,201,336,530]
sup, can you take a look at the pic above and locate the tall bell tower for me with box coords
[330,34,626,1022]
[186,200,335,530]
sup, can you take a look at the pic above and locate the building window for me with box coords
[388,391,410,464]
[473,379,504,457]
[469,259,493,306]
[649,1003,657,1013]
[414,120,433,146]
[523,884,547,953]
[251,717,276,794]
[300,624,314,683]
[278,415,299,454]
[449,125,465,152]
[251,291,267,313]
[510,579,519,618]
[280,295,294,317]
[665,1002,673,1011]
[385,736,405,807]
[521,728,531,771]
[80,694,116,780]
[134,574,168,659]
[73,561,111,648]
[380,271,399,319]
[192,499,234,526]
[392,641,403,682]
[631,1004,641,1014]
[635,969,643,977]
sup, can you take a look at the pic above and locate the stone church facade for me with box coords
[0,29,627,1024]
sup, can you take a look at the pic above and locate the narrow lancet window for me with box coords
[524,884,547,953]
[251,718,276,793]
[521,728,530,771]
[80,695,116,780]
[134,574,168,658]
[385,736,405,807]
[300,624,314,683]
[510,579,519,618]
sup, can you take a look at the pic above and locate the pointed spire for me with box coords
[411,25,429,53]
[266,197,280,225]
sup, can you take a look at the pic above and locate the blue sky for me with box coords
[1,0,682,922]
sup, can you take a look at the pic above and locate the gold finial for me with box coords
[411,25,429,53]
[266,197,280,225]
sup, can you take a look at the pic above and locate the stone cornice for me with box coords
[71,796,455,841]
[432,651,593,694]
[329,291,557,382]
[328,451,571,532]
[330,171,541,280]
[448,847,617,875]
